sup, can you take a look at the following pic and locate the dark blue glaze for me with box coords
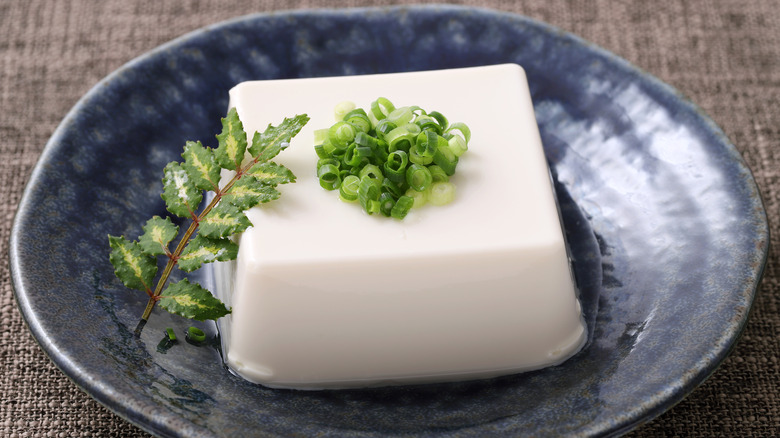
[9,5,768,437]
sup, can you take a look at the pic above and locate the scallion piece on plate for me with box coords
[187,326,206,343]
[165,327,177,342]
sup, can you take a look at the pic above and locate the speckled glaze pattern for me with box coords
[9,5,768,438]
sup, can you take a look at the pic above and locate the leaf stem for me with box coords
[139,157,259,321]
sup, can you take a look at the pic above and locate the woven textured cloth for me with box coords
[1,0,778,436]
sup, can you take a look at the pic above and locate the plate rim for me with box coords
[9,4,770,437]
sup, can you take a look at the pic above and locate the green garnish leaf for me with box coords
[139,216,179,256]
[108,109,308,326]
[222,175,281,210]
[247,161,297,186]
[199,202,252,238]
[248,114,310,161]
[214,107,247,170]
[181,140,221,191]
[158,279,231,321]
[178,235,238,272]
[161,161,202,217]
[108,235,157,292]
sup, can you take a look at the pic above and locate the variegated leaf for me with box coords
[181,140,220,190]
[222,175,280,210]
[214,107,247,170]
[138,216,178,256]
[199,202,252,238]
[178,235,238,272]
[158,279,230,321]
[247,161,296,186]
[108,235,157,292]
[248,114,310,162]
[161,161,202,217]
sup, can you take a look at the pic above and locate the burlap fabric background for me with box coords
[2,0,778,436]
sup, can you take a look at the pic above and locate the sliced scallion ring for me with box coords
[187,326,206,343]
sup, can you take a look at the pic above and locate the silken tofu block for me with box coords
[213,64,586,389]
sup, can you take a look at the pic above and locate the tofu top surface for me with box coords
[229,64,562,265]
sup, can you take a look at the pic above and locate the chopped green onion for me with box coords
[314,128,330,144]
[329,121,357,150]
[356,146,373,159]
[387,106,414,126]
[406,164,433,192]
[415,115,441,134]
[344,108,371,133]
[370,97,395,121]
[315,99,471,219]
[334,101,356,121]
[358,176,381,214]
[339,175,360,202]
[432,138,458,176]
[321,140,337,156]
[410,131,437,165]
[372,138,389,162]
[355,131,378,149]
[187,326,206,343]
[359,164,383,181]
[391,195,414,219]
[375,120,397,139]
[385,126,414,153]
[342,143,364,168]
[165,327,177,342]
[379,192,396,217]
[405,187,427,208]
[448,134,468,157]
[446,122,471,143]
[354,131,385,162]
[428,182,456,206]
[408,105,427,117]
[384,150,408,182]
[318,164,341,190]
[403,122,422,136]
[381,177,407,198]
[314,143,329,159]
[428,111,448,130]
[317,157,340,170]
[427,164,449,183]
[365,199,381,215]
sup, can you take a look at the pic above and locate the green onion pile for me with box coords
[314,97,471,220]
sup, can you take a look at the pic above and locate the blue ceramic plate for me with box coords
[10,5,768,437]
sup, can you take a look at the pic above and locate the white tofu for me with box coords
[214,64,586,389]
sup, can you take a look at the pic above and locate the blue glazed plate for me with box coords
[10,5,768,437]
